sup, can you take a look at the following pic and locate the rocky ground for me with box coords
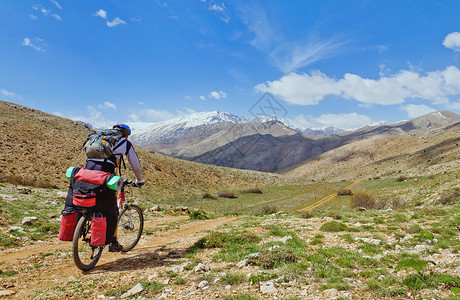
[1,202,459,299]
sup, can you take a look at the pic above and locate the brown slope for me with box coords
[282,120,460,181]
[0,100,286,199]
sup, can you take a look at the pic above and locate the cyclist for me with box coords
[64,123,144,252]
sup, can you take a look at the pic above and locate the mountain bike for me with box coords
[72,179,144,271]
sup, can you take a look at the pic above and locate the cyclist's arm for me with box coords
[126,143,143,181]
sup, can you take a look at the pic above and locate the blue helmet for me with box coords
[113,123,131,136]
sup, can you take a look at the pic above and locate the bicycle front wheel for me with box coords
[72,214,103,271]
[118,204,144,251]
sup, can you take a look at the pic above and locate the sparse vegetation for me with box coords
[261,204,278,215]
[218,192,237,199]
[350,191,376,209]
[320,221,349,232]
[241,188,263,194]
[337,189,353,196]
[203,193,217,200]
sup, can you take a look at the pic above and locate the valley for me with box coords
[0,100,459,299]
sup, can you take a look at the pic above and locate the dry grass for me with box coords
[350,191,376,209]
[337,189,353,196]
[218,192,237,199]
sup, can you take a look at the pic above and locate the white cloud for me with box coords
[69,106,115,129]
[289,113,378,130]
[446,101,460,110]
[95,9,107,19]
[203,0,230,23]
[129,107,196,123]
[50,0,62,9]
[240,6,346,73]
[443,32,460,52]
[98,101,117,110]
[200,95,206,100]
[22,37,46,52]
[1,89,22,100]
[107,17,126,27]
[401,104,436,118]
[209,91,227,99]
[29,14,38,20]
[256,66,460,106]
[33,4,61,20]
[376,45,389,53]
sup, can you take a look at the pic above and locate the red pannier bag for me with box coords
[75,168,111,185]
[73,193,96,207]
[90,212,107,246]
[72,168,112,207]
[58,212,77,241]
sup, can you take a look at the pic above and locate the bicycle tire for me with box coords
[117,204,144,252]
[72,214,103,271]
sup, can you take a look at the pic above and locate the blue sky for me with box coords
[2,0,460,129]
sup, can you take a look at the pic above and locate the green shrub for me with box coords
[190,230,260,251]
[189,209,209,220]
[320,221,349,232]
[222,293,258,300]
[261,204,278,215]
[247,247,297,269]
[0,269,17,276]
[221,273,245,285]
[140,281,165,293]
[406,224,422,234]
[437,188,460,205]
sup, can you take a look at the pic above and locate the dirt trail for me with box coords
[0,215,238,299]
[0,216,190,264]
[298,181,359,212]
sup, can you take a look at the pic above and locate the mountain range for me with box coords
[130,110,460,173]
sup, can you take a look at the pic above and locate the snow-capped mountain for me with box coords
[131,111,243,146]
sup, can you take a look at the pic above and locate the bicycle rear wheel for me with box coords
[72,214,103,271]
[118,204,144,251]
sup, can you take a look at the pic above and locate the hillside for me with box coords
[0,100,287,200]
[282,115,460,182]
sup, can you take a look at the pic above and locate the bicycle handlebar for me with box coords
[122,179,144,188]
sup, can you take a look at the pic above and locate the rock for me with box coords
[236,259,247,268]
[260,281,277,295]
[0,290,16,296]
[194,263,210,273]
[9,226,25,233]
[323,288,338,297]
[121,283,144,299]
[22,216,37,225]
[198,280,208,288]
[225,285,232,290]
[354,237,381,245]
[148,274,158,281]
[414,244,430,252]
[171,266,184,273]
[278,236,293,244]
[57,191,67,198]
[152,205,161,212]
[246,252,259,258]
